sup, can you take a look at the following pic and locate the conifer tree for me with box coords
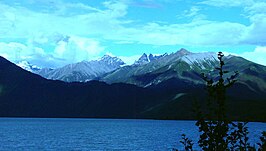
[177,52,266,151]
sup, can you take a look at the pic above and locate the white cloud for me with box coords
[1,0,266,68]
[0,1,128,39]
[195,1,266,46]
[1,0,266,47]
[243,14,266,45]
[241,46,266,66]
[119,55,141,65]
[103,1,128,17]
[245,2,266,15]
[128,0,163,8]
[54,36,105,63]
[0,35,105,68]
[176,6,206,22]
[121,1,266,46]
[109,20,247,46]
[0,42,33,61]
[199,0,253,7]
[183,6,201,18]
[0,42,58,67]
[240,2,266,45]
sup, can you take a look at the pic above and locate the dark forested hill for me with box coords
[0,56,266,121]
[0,56,176,118]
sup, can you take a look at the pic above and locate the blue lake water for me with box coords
[0,118,265,150]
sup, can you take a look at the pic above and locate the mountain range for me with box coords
[18,49,217,85]
[1,48,266,121]
[100,49,219,87]
[17,52,169,83]
[0,56,176,118]
[34,55,125,82]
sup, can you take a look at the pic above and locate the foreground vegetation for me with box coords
[175,52,266,151]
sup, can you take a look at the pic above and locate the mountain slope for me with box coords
[36,55,125,82]
[101,49,218,87]
[100,49,266,95]
[0,55,266,121]
[0,56,175,118]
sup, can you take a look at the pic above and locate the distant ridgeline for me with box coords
[1,49,266,121]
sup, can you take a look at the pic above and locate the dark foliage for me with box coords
[180,134,194,151]
[177,52,266,150]
[258,131,266,151]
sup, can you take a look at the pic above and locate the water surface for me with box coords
[0,118,265,150]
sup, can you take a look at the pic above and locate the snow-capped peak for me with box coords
[181,52,218,69]
[34,54,126,82]
[98,54,125,66]
[175,48,192,56]
[16,61,41,72]
[134,53,151,65]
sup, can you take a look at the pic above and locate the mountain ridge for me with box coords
[34,54,125,82]
[0,55,266,121]
[14,49,266,87]
[100,49,219,87]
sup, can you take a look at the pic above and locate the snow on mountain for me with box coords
[17,49,226,84]
[181,52,218,69]
[100,49,223,86]
[175,48,192,56]
[16,61,41,72]
[36,68,54,78]
[99,54,125,66]
[134,53,149,65]
[181,52,217,64]
[35,55,125,82]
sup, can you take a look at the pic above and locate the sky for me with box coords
[0,0,266,68]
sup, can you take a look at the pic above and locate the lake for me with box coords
[0,118,265,150]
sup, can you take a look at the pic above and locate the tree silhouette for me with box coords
[176,52,266,151]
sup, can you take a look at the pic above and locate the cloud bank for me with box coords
[0,0,266,66]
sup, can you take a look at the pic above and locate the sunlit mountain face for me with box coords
[0,0,266,68]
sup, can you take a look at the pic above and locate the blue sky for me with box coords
[0,0,266,67]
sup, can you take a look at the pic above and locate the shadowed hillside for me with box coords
[0,56,266,121]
